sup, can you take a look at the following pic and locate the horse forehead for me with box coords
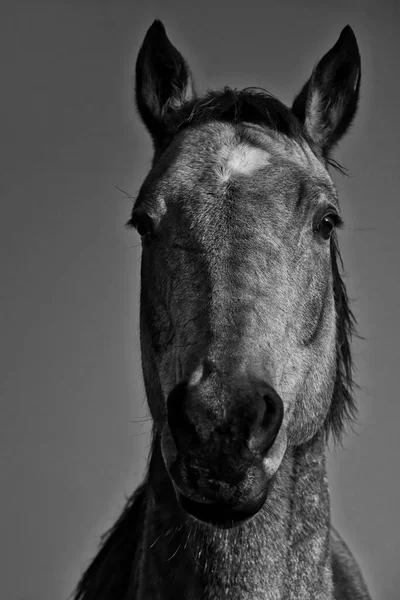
[173,123,332,185]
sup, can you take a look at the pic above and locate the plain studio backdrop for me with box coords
[1,0,399,598]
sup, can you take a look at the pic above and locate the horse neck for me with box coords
[137,432,334,600]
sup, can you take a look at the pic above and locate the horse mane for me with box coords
[73,483,147,600]
[326,234,357,443]
[166,87,304,143]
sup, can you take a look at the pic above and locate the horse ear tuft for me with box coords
[135,20,196,145]
[292,26,361,157]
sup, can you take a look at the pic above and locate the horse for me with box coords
[73,20,372,600]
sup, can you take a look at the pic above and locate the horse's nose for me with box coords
[166,370,284,459]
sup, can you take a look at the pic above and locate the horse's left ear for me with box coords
[292,26,361,157]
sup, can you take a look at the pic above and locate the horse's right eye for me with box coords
[127,210,154,238]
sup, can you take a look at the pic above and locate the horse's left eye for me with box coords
[318,214,337,240]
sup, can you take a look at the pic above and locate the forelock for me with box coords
[161,87,304,144]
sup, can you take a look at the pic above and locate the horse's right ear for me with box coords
[135,20,196,145]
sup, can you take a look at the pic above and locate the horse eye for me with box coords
[128,211,154,237]
[318,214,336,240]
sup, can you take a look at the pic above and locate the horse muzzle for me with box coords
[161,371,287,528]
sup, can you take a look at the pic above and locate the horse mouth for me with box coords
[177,487,269,528]
[161,423,288,529]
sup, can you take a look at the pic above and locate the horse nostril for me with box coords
[167,381,199,454]
[249,386,284,455]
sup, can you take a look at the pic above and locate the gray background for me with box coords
[1,1,399,599]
